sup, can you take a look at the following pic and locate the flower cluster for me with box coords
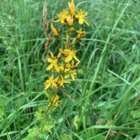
[28,1,89,139]
[45,0,89,94]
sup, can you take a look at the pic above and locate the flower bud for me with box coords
[70,27,74,32]
[67,16,73,26]
[58,28,61,33]
[51,24,59,37]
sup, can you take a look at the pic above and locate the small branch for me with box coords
[66,118,73,139]
[60,87,75,103]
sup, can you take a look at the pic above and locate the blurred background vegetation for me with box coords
[0,0,140,140]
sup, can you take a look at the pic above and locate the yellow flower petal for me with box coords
[73,55,80,62]
[79,18,84,24]
[52,81,57,88]
[84,19,89,26]
[65,55,72,63]
[65,75,70,79]
[71,74,75,81]
[46,63,53,70]
[47,58,54,63]
[50,76,54,80]
[75,61,80,67]
[54,19,61,22]
[55,76,59,82]
[64,80,70,84]
[57,52,61,59]
[45,83,51,90]
[59,48,64,54]
[49,51,55,59]
[54,64,60,72]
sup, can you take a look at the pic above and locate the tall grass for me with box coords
[0,0,140,139]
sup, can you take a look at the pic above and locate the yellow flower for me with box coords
[64,49,80,63]
[48,94,62,107]
[57,75,70,87]
[53,94,59,103]
[65,69,77,81]
[59,48,68,56]
[45,76,57,90]
[54,9,69,23]
[67,15,73,26]
[51,24,59,37]
[76,27,85,39]
[59,64,69,73]
[70,70,77,81]
[75,9,89,26]
[46,51,60,72]
[68,0,75,16]
[71,61,80,69]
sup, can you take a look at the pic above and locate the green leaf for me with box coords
[73,115,80,130]
[62,134,72,140]
[28,127,38,138]
[131,111,140,119]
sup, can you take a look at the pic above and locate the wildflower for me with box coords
[46,51,60,72]
[51,24,59,37]
[75,9,89,26]
[71,61,80,69]
[48,94,62,107]
[45,76,57,90]
[67,15,73,26]
[70,70,77,81]
[64,49,80,62]
[57,75,70,87]
[52,94,59,103]
[59,48,68,56]
[76,28,85,39]
[68,0,75,16]
[59,63,69,73]
[54,9,69,23]
[65,69,77,81]
[76,31,85,39]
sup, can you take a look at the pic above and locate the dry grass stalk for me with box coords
[45,33,53,52]
[43,1,51,54]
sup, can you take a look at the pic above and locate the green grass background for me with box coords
[0,0,140,139]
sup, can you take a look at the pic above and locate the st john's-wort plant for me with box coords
[27,0,89,139]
